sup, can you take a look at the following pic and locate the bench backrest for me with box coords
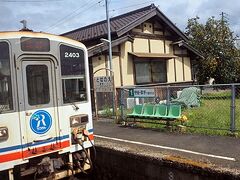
[155,104,167,116]
[142,104,155,116]
[132,105,143,115]
[168,105,181,117]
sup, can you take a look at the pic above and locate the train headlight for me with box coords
[0,127,8,141]
[70,114,88,128]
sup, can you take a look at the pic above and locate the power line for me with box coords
[0,0,63,2]
[110,0,155,12]
[44,0,96,31]
[48,0,155,33]
[45,0,104,33]
[47,0,103,30]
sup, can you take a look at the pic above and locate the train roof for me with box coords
[0,31,87,50]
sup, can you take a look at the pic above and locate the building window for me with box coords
[151,61,167,83]
[135,63,151,84]
[135,60,167,84]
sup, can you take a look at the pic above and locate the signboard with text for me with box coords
[129,88,155,98]
[94,76,113,92]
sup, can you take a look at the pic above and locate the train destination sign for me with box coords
[21,37,50,52]
[129,88,155,98]
[94,76,113,92]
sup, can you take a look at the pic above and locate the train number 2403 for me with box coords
[64,52,80,58]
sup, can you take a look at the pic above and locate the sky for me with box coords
[0,0,240,36]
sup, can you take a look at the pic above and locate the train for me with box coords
[0,30,95,179]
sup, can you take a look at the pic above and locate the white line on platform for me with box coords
[95,134,236,161]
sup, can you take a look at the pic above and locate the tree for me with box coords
[185,15,240,84]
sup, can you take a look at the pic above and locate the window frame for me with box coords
[59,44,88,104]
[26,64,50,106]
[134,58,167,85]
[61,76,87,104]
[0,40,15,114]
[20,37,50,52]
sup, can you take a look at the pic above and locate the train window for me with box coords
[60,45,85,76]
[62,78,87,103]
[0,42,13,113]
[60,45,87,103]
[26,65,50,105]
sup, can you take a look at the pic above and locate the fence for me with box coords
[118,84,240,136]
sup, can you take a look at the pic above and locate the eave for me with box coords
[88,35,134,57]
[172,40,204,59]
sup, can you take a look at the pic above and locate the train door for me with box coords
[20,60,60,158]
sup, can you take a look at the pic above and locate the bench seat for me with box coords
[127,104,181,120]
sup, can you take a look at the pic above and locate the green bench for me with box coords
[127,105,144,117]
[127,104,181,121]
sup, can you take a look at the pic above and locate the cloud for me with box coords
[155,0,240,35]
[0,0,239,35]
[187,0,240,35]
[0,5,18,30]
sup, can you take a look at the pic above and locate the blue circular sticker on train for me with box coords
[30,110,52,134]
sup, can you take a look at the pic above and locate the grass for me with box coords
[122,97,240,137]
[98,105,113,118]
[235,98,240,132]
[201,90,231,98]
[183,99,231,136]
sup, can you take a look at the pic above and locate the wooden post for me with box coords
[93,68,115,120]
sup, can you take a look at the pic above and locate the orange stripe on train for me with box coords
[0,140,70,163]
[0,136,94,163]
[0,152,22,163]
[23,140,70,158]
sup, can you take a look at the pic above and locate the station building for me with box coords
[62,4,202,109]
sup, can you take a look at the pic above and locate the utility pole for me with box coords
[105,0,115,116]
[220,12,228,42]
[105,0,113,74]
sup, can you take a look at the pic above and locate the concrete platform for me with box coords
[93,119,240,178]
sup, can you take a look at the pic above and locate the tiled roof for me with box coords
[62,4,188,42]
[61,5,153,41]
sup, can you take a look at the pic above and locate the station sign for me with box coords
[94,76,113,92]
[129,88,155,98]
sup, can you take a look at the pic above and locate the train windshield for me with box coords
[60,44,87,103]
[0,42,13,113]
[26,65,50,105]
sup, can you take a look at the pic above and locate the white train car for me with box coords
[0,31,94,179]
